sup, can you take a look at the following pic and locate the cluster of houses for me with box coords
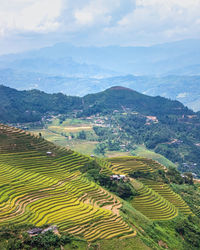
[168,139,183,145]
[145,116,158,125]
[110,174,127,181]
[27,225,58,236]
[181,173,197,178]
[182,162,197,168]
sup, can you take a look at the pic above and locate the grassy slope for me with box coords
[63,237,150,250]
[31,129,98,156]
[64,140,98,156]
[31,118,99,156]
[97,237,151,250]
[106,151,131,158]
[131,145,177,168]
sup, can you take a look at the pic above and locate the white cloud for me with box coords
[105,0,200,45]
[65,0,121,29]
[177,92,188,98]
[0,0,62,37]
[0,0,200,51]
[74,2,112,27]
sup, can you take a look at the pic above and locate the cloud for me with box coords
[57,0,132,32]
[0,0,200,52]
[104,0,200,45]
[0,0,62,37]
[73,0,114,26]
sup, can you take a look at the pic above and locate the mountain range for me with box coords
[0,39,200,111]
[1,70,200,111]
[0,84,193,124]
[1,39,199,76]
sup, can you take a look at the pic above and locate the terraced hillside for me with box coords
[141,180,192,215]
[108,156,163,174]
[132,184,178,220]
[0,124,135,242]
[108,156,192,220]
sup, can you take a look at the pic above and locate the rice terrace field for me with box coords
[0,124,136,242]
[107,157,192,220]
[0,124,197,249]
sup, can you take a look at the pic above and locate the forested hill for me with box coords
[0,85,81,123]
[82,86,193,116]
[0,85,194,123]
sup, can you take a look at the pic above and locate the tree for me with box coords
[77,130,86,140]
[183,172,194,185]
[94,143,106,156]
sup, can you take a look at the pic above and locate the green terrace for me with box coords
[105,156,192,220]
[0,124,135,242]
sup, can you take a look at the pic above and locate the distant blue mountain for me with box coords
[0,39,200,110]
[1,39,200,76]
[0,56,118,78]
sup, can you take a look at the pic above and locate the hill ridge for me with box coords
[108,86,134,91]
[0,84,193,123]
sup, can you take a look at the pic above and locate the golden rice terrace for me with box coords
[0,124,135,242]
[0,124,193,243]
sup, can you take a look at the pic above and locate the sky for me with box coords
[0,0,200,54]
